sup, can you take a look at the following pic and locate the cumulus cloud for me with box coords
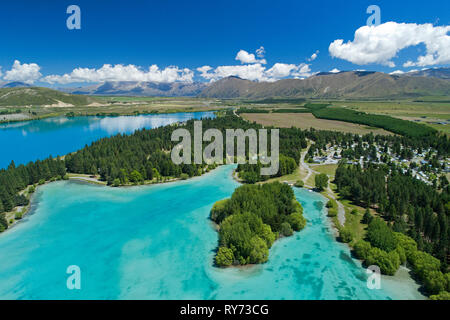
[199,63,267,81]
[329,68,340,73]
[3,60,42,84]
[235,49,266,64]
[42,64,194,84]
[198,62,311,82]
[329,22,450,67]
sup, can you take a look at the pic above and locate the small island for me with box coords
[210,182,306,267]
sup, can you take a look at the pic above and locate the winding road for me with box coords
[299,145,346,226]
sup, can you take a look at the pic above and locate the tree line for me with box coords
[334,163,449,297]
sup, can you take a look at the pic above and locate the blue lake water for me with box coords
[0,112,215,168]
[0,165,424,299]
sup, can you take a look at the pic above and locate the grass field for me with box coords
[241,112,393,135]
[328,99,450,135]
[310,164,339,177]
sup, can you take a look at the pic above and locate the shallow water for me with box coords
[0,112,215,168]
[0,165,424,299]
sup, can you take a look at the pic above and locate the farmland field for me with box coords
[241,112,393,135]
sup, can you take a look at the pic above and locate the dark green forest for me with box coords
[312,107,437,138]
[335,163,449,296]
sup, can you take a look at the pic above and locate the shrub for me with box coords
[409,250,441,280]
[294,180,304,188]
[38,179,45,185]
[0,213,8,232]
[15,211,23,220]
[129,170,143,184]
[326,199,336,208]
[112,178,121,187]
[327,208,337,217]
[248,236,269,264]
[339,228,353,243]
[28,185,36,194]
[215,247,234,267]
[280,222,293,237]
[362,208,373,224]
[423,271,447,295]
[210,199,230,223]
[367,218,398,252]
[354,240,372,260]
[180,173,189,180]
[365,247,400,275]
[429,291,450,300]
[394,232,418,260]
[288,212,306,231]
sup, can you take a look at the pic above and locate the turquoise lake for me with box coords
[0,165,424,299]
[0,112,215,168]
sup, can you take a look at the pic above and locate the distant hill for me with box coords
[63,81,208,97]
[1,82,32,88]
[198,71,450,99]
[406,67,450,80]
[0,87,94,106]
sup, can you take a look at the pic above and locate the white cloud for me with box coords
[308,50,319,61]
[42,64,194,84]
[256,46,265,58]
[200,63,267,81]
[389,70,405,75]
[329,22,450,67]
[329,68,340,73]
[198,62,311,82]
[3,60,42,84]
[235,49,266,64]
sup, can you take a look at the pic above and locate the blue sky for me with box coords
[0,0,448,85]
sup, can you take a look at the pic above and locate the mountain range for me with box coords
[60,81,207,97]
[199,70,450,99]
[0,68,449,102]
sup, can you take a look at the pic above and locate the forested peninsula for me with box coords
[210,182,306,267]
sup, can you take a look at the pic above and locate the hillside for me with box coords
[0,87,94,106]
[406,67,450,80]
[199,71,450,99]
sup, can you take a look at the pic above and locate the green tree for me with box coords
[129,170,143,184]
[362,208,373,224]
[0,213,8,232]
[215,247,234,267]
[367,218,398,252]
[248,236,269,264]
[339,228,353,243]
[288,212,306,231]
[315,173,328,191]
[112,178,121,187]
[280,222,293,237]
